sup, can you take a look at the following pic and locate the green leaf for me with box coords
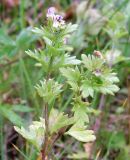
[16,27,38,50]
[0,29,16,57]
[64,23,78,35]
[60,67,81,82]
[81,54,104,71]
[35,79,62,104]
[0,28,15,46]
[14,118,45,150]
[80,54,119,96]
[0,105,24,126]
[64,54,81,65]
[60,67,81,91]
[73,103,89,124]
[26,49,49,71]
[66,123,96,142]
[80,82,94,98]
[13,105,34,112]
[49,109,74,134]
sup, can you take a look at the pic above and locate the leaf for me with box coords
[49,109,74,134]
[13,105,34,112]
[66,123,96,142]
[16,27,38,50]
[80,82,94,98]
[81,54,104,71]
[64,54,81,65]
[35,79,62,104]
[73,103,89,124]
[80,54,119,96]
[0,28,15,45]
[0,28,16,57]
[60,67,81,82]
[60,67,81,91]
[0,105,24,126]
[64,23,78,35]
[14,118,45,150]
[60,67,80,81]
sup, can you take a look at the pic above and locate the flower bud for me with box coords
[93,50,103,59]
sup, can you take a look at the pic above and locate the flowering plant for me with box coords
[14,7,119,159]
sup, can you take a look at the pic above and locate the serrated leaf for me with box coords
[35,79,62,103]
[14,118,45,150]
[49,109,74,134]
[64,54,81,65]
[66,123,96,142]
[73,103,89,124]
[81,54,104,71]
[60,67,81,91]
[80,83,94,98]
[60,67,80,82]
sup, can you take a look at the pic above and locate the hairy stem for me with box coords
[41,104,49,160]
[41,56,54,160]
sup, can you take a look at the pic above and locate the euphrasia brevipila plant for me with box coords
[14,7,119,159]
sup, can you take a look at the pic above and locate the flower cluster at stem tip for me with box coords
[47,7,65,28]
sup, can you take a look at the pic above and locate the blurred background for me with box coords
[0,0,130,159]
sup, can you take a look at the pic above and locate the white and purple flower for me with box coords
[47,7,65,28]
[46,7,56,18]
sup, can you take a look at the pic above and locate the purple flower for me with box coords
[46,7,56,18]
[55,15,63,21]
[46,7,65,28]
[53,15,65,28]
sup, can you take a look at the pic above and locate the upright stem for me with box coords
[127,76,130,144]
[41,56,53,160]
[41,103,49,160]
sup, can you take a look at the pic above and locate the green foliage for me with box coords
[61,54,119,98]
[72,102,89,124]
[25,23,80,75]
[0,104,33,126]
[0,28,38,57]
[49,109,74,134]
[101,131,126,149]
[35,79,62,104]
[60,67,81,91]
[116,146,130,160]
[14,118,45,150]
[1,0,130,159]
[66,123,96,142]
[13,5,120,159]
[81,54,119,97]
